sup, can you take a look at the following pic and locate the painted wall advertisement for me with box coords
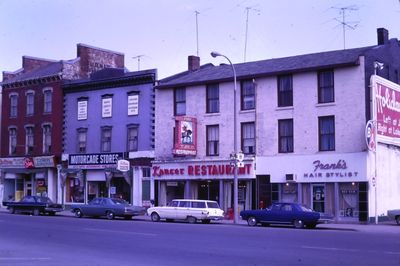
[371,75,400,146]
[173,116,197,155]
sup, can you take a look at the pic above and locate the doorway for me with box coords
[312,184,325,212]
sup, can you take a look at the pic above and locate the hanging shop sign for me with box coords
[117,159,130,172]
[371,75,400,146]
[173,116,197,156]
[68,152,124,169]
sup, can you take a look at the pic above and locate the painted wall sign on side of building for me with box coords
[127,94,139,116]
[372,75,400,146]
[173,116,197,156]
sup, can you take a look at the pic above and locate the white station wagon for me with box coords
[147,199,225,224]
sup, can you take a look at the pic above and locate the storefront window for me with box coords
[88,181,107,201]
[281,183,297,203]
[339,183,359,218]
[36,179,47,197]
[66,177,84,203]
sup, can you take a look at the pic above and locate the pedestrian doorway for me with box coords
[312,184,325,212]
[198,180,219,201]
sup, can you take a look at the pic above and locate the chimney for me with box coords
[188,55,200,71]
[377,28,389,45]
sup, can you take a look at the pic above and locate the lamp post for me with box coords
[210,51,239,224]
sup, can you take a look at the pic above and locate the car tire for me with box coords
[48,211,56,216]
[307,223,317,229]
[74,209,83,218]
[33,209,40,216]
[396,216,400,225]
[187,216,197,224]
[151,212,160,222]
[294,219,304,229]
[247,216,257,226]
[9,207,15,214]
[202,219,211,224]
[124,215,132,220]
[106,211,115,220]
[166,219,174,222]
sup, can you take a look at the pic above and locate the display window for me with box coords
[66,176,84,203]
[339,182,359,218]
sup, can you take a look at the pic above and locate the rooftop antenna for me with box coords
[132,55,144,71]
[195,10,200,56]
[332,5,359,49]
[244,6,260,62]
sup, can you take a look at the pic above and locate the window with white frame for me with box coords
[25,126,34,154]
[9,128,17,155]
[42,124,52,154]
[26,91,34,115]
[206,125,219,156]
[278,119,294,153]
[77,128,87,153]
[127,125,138,152]
[319,116,335,151]
[318,70,334,103]
[43,89,52,113]
[101,126,112,152]
[10,94,18,117]
[241,80,255,110]
[174,87,186,116]
[206,84,219,113]
[278,75,293,107]
[241,122,255,154]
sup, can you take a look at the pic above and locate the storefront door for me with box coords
[312,184,325,212]
[24,181,33,196]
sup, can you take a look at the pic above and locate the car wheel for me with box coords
[294,219,305,229]
[74,209,83,218]
[396,216,400,225]
[9,207,15,214]
[187,216,197,224]
[247,216,257,226]
[307,223,317,229]
[48,211,56,216]
[151,212,160,222]
[166,219,174,222]
[33,209,40,216]
[106,211,115,220]
[202,219,211,224]
[124,215,132,220]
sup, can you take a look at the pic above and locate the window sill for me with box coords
[204,112,220,117]
[316,102,336,107]
[239,109,255,114]
[275,106,294,111]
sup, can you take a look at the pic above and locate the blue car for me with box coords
[240,202,333,229]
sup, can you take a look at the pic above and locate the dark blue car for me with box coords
[240,202,333,229]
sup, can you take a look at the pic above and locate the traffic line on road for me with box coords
[302,246,360,253]
[84,228,157,237]
[0,257,51,261]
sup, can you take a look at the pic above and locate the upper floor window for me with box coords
[241,122,255,154]
[101,126,112,152]
[127,125,138,152]
[26,91,35,116]
[174,87,186,116]
[319,116,335,151]
[42,124,52,154]
[278,119,294,153]
[318,70,334,103]
[9,128,17,155]
[10,94,18,118]
[206,84,219,113]
[77,128,87,153]
[206,125,219,156]
[43,89,52,113]
[278,75,293,107]
[102,95,113,118]
[25,126,34,154]
[241,80,255,110]
[77,97,88,120]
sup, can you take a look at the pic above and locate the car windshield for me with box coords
[299,205,313,212]
[111,198,128,205]
[207,202,220,209]
[36,197,53,203]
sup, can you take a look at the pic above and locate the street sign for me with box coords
[237,152,244,162]
[237,162,244,168]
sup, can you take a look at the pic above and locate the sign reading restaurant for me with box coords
[372,75,400,146]
[68,152,124,169]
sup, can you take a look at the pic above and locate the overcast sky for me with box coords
[0,0,399,80]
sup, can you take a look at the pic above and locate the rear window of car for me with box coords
[192,201,206,208]
[206,202,220,209]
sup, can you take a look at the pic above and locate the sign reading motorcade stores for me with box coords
[68,152,124,168]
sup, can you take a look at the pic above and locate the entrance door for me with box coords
[312,184,325,212]
[24,181,33,196]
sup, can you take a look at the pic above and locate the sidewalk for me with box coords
[1,207,399,233]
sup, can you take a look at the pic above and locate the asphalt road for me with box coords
[0,212,399,266]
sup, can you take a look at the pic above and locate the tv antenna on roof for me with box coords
[132,55,145,71]
[332,5,359,49]
[244,6,261,62]
[195,10,200,56]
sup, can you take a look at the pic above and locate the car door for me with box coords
[159,200,178,219]
[176,200,191,219]
[263,203,284,223]
[85,198,101,216]
[279,203,295,224]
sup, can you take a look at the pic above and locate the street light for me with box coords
[211,51,239,224]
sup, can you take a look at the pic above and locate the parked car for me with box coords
[147,199,224,224]
[71,197,146,220]
[240,202,333,229]
[387,209,400,225]
[3,196,63,216]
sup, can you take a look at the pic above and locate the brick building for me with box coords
[0,44,124,204]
